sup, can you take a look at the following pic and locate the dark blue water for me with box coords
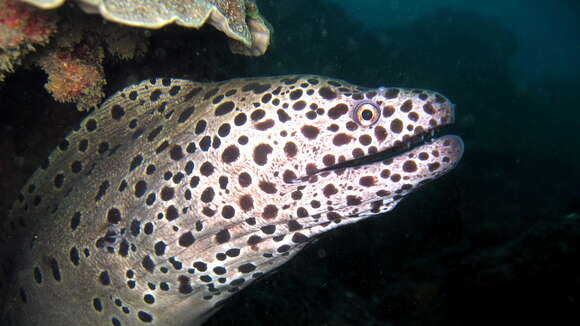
[328,0,580,86]
[208,1,580,324]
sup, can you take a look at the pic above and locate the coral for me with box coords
[20,0,271,56]
[2,0,268,110]
[37,40,106,111]
[228,0,273,56]
[0,0,57,81]
[100,23,148,60]
[1,1,148,110]
[32,11,148,110]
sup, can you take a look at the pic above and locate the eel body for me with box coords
[0,75,463,325]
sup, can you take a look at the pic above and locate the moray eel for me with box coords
[0,75,463,325]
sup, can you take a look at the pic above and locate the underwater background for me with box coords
[0,0,579,325]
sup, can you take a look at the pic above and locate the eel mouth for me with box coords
[318,125,456,174]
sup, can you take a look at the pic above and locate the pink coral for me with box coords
[0,0,56,79]
[0,0,54,46]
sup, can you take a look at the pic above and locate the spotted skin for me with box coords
[0,75,463,325]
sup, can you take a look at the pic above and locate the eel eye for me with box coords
[354,102,380,126]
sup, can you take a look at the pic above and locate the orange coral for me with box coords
[38,40,106,110]
[34,12,148,110]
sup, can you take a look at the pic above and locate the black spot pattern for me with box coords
[200,162,214,176]
[215,101,235,116]
[238,263,256,274]
[218,123,231,137]
[217,176,228,190]
[193,261,207,272]
[239,194,254,211]
[178,232,195,247]
[71,161,82,173]
[170,145,184,161]
[160,186,175,201]
[328,103,348,119]
[259,181,277,194]
[95,180,109,201]
[142,255,155,272]
[226,248,240,257]
[93,298,103,312]
[111,105,125,120]
[238,172,252,187]
[222,145,240,163]
[333,133,352,146]
[98,270,110,285]
[134,180,147,198]
[85,119,97,132]
[150,89,162,101]
[68,247,80,266]
[390,119,403,133]
[70,212,81,230]
[253,144,273,166]
[130,219,141,237]
[221,205,235,219]
[215,229,231,243]
[277,109,291,122]
[78,139,88,152]
[154,241,166,256]
[250,109,266,121]
[292,101,306,110]
[318,87,337,100]
[147,126,163,141]
[166,205,179,221]
[178,106,195,123]
[234,113,247,126]
[262,205,278,219]
[261,225,275,234]
[195,120,207,134]
[138,310,153,323]
[292,233,309,243]
[301,125,320,139]
[255,119,275,131]
[107,208,122,224]
[284,142,298,157]
[242,82,271,94]
[288,220,302,231]
[0,77,462,326]
[385,88,400,98]
[144,294,155,304]
[201,187,215,203]
[199,136,211,151]
[289,89,303,100]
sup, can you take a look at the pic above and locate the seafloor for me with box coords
[1,1,579,325]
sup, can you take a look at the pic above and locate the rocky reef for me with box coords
[0,0,270,110]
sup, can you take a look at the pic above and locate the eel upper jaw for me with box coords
[320,95,457,174]
[316,125,452,175]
